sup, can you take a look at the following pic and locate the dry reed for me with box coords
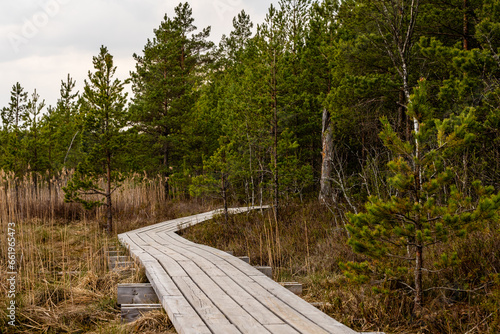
[0,170,187,333]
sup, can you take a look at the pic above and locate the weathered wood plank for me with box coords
[161,295,212,334]
[279,282,303,296]
[156,234,343,333]
[110,261,135,270]
[157,231,266,277]
[173,275,241,333]
[109,255,130,263]
[254,266,273,278]
[238,256,250,263]
[158,228,357,333]
[213,275,285,326]
[176,260,272,333]
[139,235,295,329]
[265,324,301,334]
[117,283,159,305]
[121,303,162,322]
[118,207,359,334]
[252,275,358,334]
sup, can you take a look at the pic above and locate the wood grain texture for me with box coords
[118,207,359,334]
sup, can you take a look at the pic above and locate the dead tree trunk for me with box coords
[319,107,334,203]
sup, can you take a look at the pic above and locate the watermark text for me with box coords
[7,0,73,54]
[213,0,243,20]
[6,222,17,327]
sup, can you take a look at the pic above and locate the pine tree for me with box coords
[190,138,236,224]
[64,46,128,235]
[130,2,213,198]
[218,10,254,64]
[49,74,80,170]
[344,79,500,313]
[0,83,28,173]
[256,4,286,220]
[197,10,267,207]
[24,89,46,177]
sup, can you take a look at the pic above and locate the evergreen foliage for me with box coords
[130,2,213,198]
[344,79,500,312]
[63,46,128,234]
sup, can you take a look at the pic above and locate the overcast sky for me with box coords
[0,0,277,110]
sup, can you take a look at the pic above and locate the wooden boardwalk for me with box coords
[118,207,359,334]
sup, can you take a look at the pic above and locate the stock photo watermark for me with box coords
[6,222,17,327]
[7,0,72,54]
[213,0,243,20]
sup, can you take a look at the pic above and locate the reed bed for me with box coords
[0,170,189,333]
[0,170,169,232]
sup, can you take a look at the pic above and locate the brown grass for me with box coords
[0,170,207,333]
[180,202,500,334]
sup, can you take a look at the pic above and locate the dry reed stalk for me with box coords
[0,169,182,332]
[0,170,176,236]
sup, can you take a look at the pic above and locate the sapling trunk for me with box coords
[106,150,113,235]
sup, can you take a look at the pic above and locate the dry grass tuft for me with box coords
[127,310,175,334]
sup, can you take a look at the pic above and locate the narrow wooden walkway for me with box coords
[118,207,359,334]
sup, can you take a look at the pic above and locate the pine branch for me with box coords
[386,252,415,261]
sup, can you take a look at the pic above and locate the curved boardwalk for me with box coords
[118,207,359,334]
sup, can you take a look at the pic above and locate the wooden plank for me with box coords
[213,275,285,326]
[155,254,191,278]
[119,206,357,334]
[150,232,284,327]
[252,275,358,334]
[156,239,332,333]
[158,227,356,333]
[149,236,228,278]
[111,261,135,270]
[157,231,266,278]
[173,275,241,333]
[144,263,212,334]
[118,233,146,254]
[176,260,272,333]
[161,295,212,334]
[106,250,121,257]
[121,304,162,322]
[226,275,331,334]
[109,255,131,263]
[265,324,301,334]
[166,232,262,272]
[238,256,250,264]
[141,235,292,328]
[279,282,302,296]
[139,233,192,262]
[254,266,273,278]
[143,261,184,296]
[117,283,159,305]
